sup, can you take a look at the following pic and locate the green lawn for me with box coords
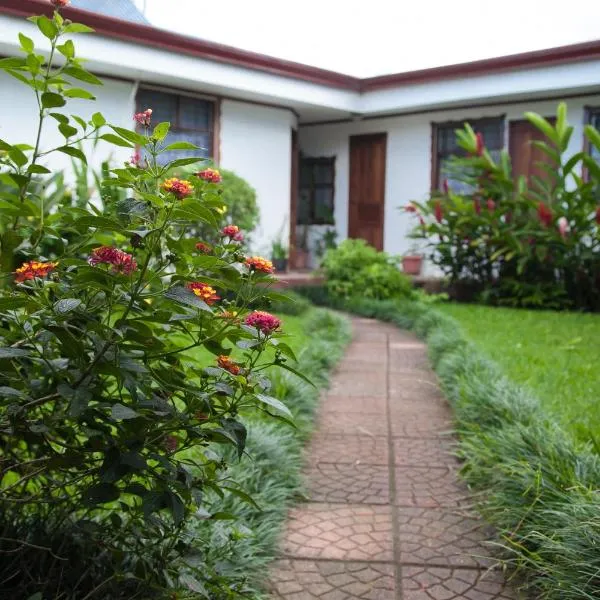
[437,303,600,443]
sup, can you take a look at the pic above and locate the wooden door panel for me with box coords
[509,119,557,186]
[349,133,387,251]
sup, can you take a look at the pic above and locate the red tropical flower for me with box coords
[187,282,220,305]
[245,256,274,274]
[486,198,496,212]
[162,178,193,200]
[217,355,241,375]
[475,132,484,156]
[195,242,212,254]
[89,247,137,275]
[196,168,222,183]
[595,206,600,224]
[244,310,281,334]
[434,200,443,223]
[537,202,553,227]
[14,260,58,283]
[134,108,152,127]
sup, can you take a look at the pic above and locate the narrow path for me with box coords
[269,317,518,600]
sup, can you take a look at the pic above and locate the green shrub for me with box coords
[321,239,412,300]
[406,103,600,310]
[264,289,311,316]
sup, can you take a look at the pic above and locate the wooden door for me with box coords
[289,128,299,266]
[349,133,387,250]
[509,119,557,186]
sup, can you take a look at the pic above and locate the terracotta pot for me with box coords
[293,249,310,270]
[402,255,423,275]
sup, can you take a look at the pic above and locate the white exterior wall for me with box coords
[0,71,135,174]
[220,100,295,252]
[299,95,600,270]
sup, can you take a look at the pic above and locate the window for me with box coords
[136,88,216,164]
[432,117,504,192]
[298,156,335,225]
[585,107,600,165]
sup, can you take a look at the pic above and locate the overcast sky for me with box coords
[134,0,600,78]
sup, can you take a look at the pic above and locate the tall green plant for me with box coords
[0,4,301,598]
[407,103,600,309]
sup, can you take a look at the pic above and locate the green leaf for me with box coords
[74,215,123,230]
[41,92,66,109]
[91,112,106,127]
[37,16,58,40]
[27,164,51,174]
[57,145,87,164]
[49,112,69,124]
[165,287,212,312]
[0,297,28,311]
[9,147,28,168]
[100,133,133,148]
[221,485,260,509]
[0,57,27,69]
[63,88,95,100]
[165,157,205,169]
[57,40,75,59]
[255,393,293,419]
[63,23,95,34]
[180,574,209,597]
[19,34,34,53]
[54,298,82,314]
[275,361,316,388]
[109,125,146,146]
[524,112,558,146]
[163,141,200,151]
[27,593,42,600]
[72,115,87,131]
[64,66,103,86]
[152,121,170,142]
[83,483,120,505]
[111,403,140,420]
[0,348,31,359]
[59,123,78,138]
[0,386,26,399]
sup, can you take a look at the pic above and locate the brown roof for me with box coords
[2,0,600,92]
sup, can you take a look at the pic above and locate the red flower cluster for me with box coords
[195,241,212,254]
[487,198,496,212]
[89,247,137,275]
[245,256,274,274]
[51,0,70,7]
[196,168,222,183]
[187,282,220,305]
[134,108,152,127]
[14,260,58,283]
[217,355,242,375]
[162,178,193,200]
[434,200,443,223]
[221,224,243,242]
[475,132,484,156]
[244,310,281,334]
[537,202,553,227]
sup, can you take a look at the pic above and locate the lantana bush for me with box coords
[0,4,301,598]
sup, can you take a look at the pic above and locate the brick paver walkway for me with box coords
[269,317,519,600]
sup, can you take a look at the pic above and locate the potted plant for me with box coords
[271,238,289,272]
[402,245,423,275]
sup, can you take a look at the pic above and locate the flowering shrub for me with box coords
[0,7,302,598]
[408,103,600,310]
[320,239,413,300]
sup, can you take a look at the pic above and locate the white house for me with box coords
[2,0,600,270]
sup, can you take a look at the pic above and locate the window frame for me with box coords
[583,106,600,182]
[135,84,220,162]
[298,155,336,226]
[430,115,505,191]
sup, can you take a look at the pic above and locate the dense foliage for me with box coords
[407,104,600,310]
[320,239,413,300]
[0,7,306,599]
[295,288,600,600]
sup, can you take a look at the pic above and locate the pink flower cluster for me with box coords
[196,168,222,183]
[244,310,281,334]
[51,0,70,8]
[134,108,153,127]
[89,246,137,275]
[221,225,243,242]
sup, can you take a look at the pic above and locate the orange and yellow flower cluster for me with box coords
[217,355,242,375]
[245,256,274,274]
[195,242,212,254]
[14,260,58,283]
[196,168,222,184]
[187,282,220,305]
[162,178,194,200]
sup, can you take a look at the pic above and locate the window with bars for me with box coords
[136,88,215,164]
[432,117,504,193]
[298,156,335,225]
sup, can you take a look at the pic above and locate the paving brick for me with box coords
[390,414,454,438]
[321,395,387,415]
[398,507,497,568]
[328,375,387,397]
[307,434,389,466]
[395,467,470,508]
[317,410,388,436]
[401,566,519,599]
[393,437,458,468]
[304,463,390,504]
[269,559,395,599]
[282,504,393,562]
